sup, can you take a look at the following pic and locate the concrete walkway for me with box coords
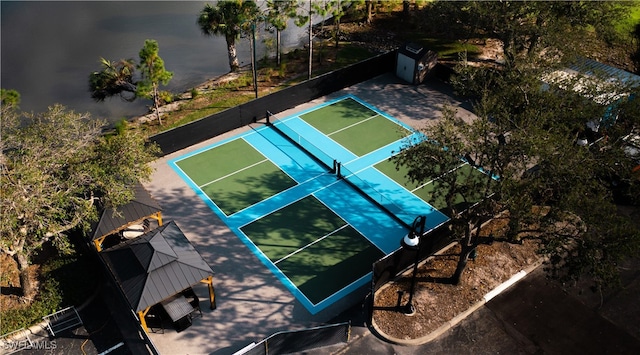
[142,73,475,354]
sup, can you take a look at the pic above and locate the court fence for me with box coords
[236,322,351,355]
[150,51,396,156]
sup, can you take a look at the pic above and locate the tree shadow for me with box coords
[0,286,22,296]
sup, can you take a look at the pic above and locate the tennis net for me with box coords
[337,163,411,229]
[267,111,337,172]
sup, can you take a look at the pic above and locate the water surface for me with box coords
[1,1,306,122]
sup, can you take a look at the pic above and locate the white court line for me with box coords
[410,163,466,193]
[273,224,349,265]
[327,114,379,136]
[199,158,268,188]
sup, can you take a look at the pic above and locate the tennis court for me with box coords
[169,95,486,313]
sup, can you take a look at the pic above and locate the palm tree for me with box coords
[88,57,137,102]
[265,0,299,65]
[197,0,259,72]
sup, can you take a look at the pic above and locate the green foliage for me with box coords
[88,58,137,102]
[1,88,20,108]
[198,0,260,72]
[89,40,172,125]
[114,119,128,135]
[0,248,98,335]
[265,0,299,31]
[190,88,200,99]
[0,277,62,335]
[424,1,634,66]
[0,104,160,296]
[158,90,174,104]
[441,60,639,287]
[136,39,173,124]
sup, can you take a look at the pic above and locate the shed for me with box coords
[396,42,438,85]
[89,183,163,251]
[100,221,215,332]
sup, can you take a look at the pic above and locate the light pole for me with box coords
[400,215,426,315]
[251,22,258,99]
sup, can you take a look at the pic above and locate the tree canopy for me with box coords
[394,57,640,288]
[88,40,173,125]
[0,104,160,298]
[197,0,260,72]
[426,1,634,67]
[136,39,174,125]
[265,0,300,65]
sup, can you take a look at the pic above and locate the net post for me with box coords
[332,159,337,174]
[266,110,272,124]
[336,162,342,179]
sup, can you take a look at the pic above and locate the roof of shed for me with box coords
[90,183,162,241]
[398,42,427,59]
[100,221,213,312]
[569,58,640,87]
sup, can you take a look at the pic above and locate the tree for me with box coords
[136,40,173,125]
[394,60,640,289]
[426,1,633,67]
[1,89,21,109]
[330,0,346,54]
[88,58,137,102]
[291,0,315,79]
[197,0,260,72]
[265,0,299,65]
[0,104,160,299]
[88,40,173,125]
[392,106,500,285]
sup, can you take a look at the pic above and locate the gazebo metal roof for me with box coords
[100,221,213,312]
[89,183,162,250]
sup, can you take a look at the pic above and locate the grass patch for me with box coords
[140,42,378,136]
[613,2,640,37]
[409,37,481,60]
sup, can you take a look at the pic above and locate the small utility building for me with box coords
[396,42,438,85]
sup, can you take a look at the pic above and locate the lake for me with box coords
[1,1,308,123]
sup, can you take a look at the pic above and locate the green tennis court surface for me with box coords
[300,97,412,157]
[240,195,384,305]
[175,138,296,215]
[375,159,493,213]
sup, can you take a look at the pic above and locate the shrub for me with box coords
[114,119,128,135]
[158,90,174,104]
[0,252,97,335]
[0,277,62,335]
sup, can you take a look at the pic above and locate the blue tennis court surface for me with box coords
[169,95,450,314]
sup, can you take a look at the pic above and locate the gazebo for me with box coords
[100,221,215,333]
[90,183,163,252]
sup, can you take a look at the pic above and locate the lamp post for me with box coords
[400,215,426,315]
[251,22,258,99]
